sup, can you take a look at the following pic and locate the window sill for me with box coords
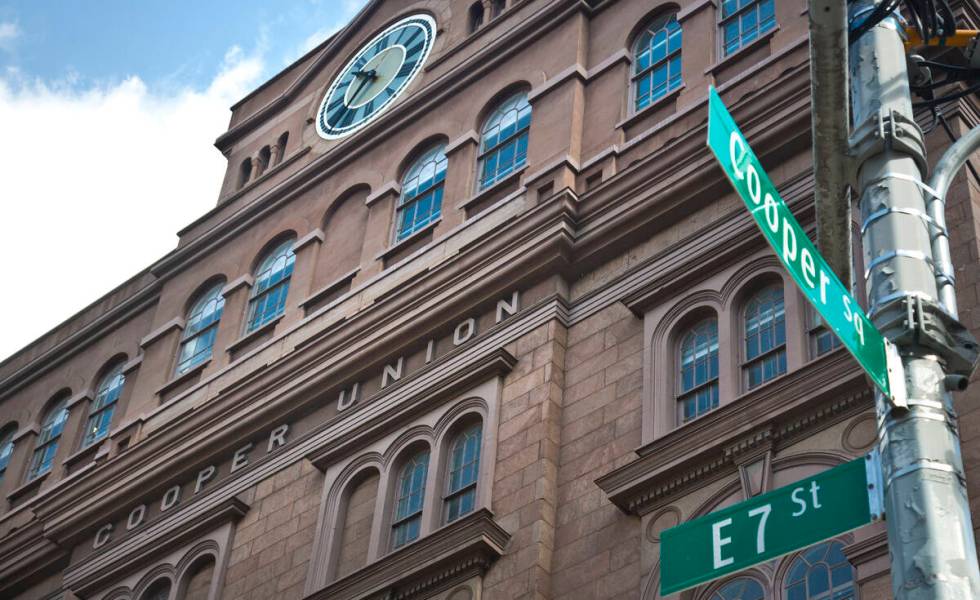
[615,85,685,131]
[704,26,780,76]
[374,219,441,264]
[7,471,48,503]
[63,439,107,472]
[156,359,211,397]
[299,268,360,314]
[456,165,528,212]
[309,509,510,600]
[226,315,283,356]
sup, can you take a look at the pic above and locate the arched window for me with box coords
[677,317,719,424]
[238,158,252,189]
[720,0,776,56]
[83,363,125,447]
[468,2,485,32]
[0,425,16,484]
[258,146,272,176]
[397,144,447,242]
[445,423,482,523]
[28,397,69,480]
[784,541,855,600]
[391,449,429,549]
[478,91,531,190]
[743,283,786,389]
[176,281,226,375]
[632,14,682,112]
[276,131,289,166]
[710,577,766,599]
[246,238,296,333]
[140,579,172,600]
[490,0,506,18]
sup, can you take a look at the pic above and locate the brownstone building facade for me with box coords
[1,0,979,598]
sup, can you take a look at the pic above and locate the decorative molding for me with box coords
[615,85,685,131]
[305,509,509,600]
[155,359,210,398]
[375,219,442,264]
[10,424,39,442]
[62,497,248,597]
[595,354,873,515]
[445,130,479,155]
[139,317,185,350]
[0,521,69,597]
[6,472,47,504]
[66,389,94,409]
[293,228,326,252]
[677,0,715,20]
[523,155,581,189]
[455,166,528,212]
[365,181,401,207]
[298,268,361,312]
[527,63,588,103]
[586,49,630,81]
[120,355,143,376]
[225,315,283,356]
[220,274,254,298]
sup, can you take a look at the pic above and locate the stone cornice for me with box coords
[0,520,69,597]
[595,352,873,515]
[304,509,509,600]
[62,497,248,597]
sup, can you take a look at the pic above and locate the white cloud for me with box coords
[0,46,265,361]
[0,21,19,50]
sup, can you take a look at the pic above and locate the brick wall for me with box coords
[335,470,380,579]
[221,460,322,600]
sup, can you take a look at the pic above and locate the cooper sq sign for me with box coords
[706,87,905,405]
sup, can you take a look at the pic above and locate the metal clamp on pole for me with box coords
[849,108,929,178]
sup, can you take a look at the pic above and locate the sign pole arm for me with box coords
[849,1,980,597]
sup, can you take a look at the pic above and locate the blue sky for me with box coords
[0,1,368,361]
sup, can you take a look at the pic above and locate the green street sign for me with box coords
[660,454,882,595]
[706,87,905,405]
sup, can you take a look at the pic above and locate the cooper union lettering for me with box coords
[1,1,979,600]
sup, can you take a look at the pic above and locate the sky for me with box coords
[0,1,368,362]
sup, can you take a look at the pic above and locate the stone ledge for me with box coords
[305,509,509,600]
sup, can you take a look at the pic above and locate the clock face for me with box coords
[316,14,437,140]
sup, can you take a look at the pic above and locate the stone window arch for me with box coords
[175,551,217,600]
[176,279,226,375]
[442,417,483,524]
[706,576,766,599]
[275,131,289,166]
[332,466,382,579]
[83,359,127,447]
[237,158,252,189]
[477,90,531,190]
[632,11,682,112]
[138,577,172,600]
[468,2,484,32]
[245,236,296,333]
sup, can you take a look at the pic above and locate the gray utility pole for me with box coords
[849,0,980,597]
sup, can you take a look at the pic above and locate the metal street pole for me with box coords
[849,1,980,597]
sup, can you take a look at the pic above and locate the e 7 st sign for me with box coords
[706,88,904,404]
[660,455,881,595]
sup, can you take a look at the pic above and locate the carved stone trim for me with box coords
[139,317,185,349]
[595,354,873,515]
[62,497,248,597]
[305,509,508,600]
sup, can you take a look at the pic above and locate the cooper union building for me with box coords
[2,0,979,598]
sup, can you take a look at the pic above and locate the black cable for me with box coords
[912,83,980,108]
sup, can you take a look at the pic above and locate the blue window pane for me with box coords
[479,93,531,190]
[760,0,776,31]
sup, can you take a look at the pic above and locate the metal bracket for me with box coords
[874,295,980,379]
[865,450,885,521]
[849,108,929,178]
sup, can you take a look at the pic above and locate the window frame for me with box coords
[708,576,767,600]
[27,397,70,481]
[477,91,532,191]
[390,448,430,550]
[742,283,788,390]
[631,13,683,113]
[0,425,16,484]
[176,281,226,375]
[245,238,296,334]
[781,540,857,600]
[443,421,483,524]
[718,0,777,57]
[83,362,125,448]
[676,316,720,425]
[395,144,448,243]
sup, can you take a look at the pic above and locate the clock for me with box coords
[316,14,437,140]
